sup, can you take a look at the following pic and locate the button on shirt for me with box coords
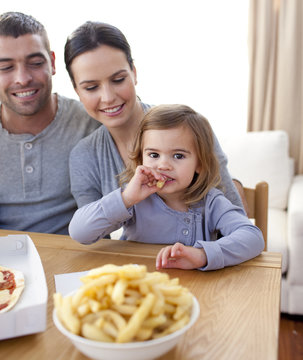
[25,166,34,173]
[24,142,33,150]
[22,141,41,195]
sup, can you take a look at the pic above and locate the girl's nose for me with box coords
[157,157,172,170]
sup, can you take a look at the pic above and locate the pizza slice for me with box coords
[0,265,25,314]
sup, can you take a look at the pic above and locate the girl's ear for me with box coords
[195,164,202,174]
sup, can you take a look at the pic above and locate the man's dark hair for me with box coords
[0,12,50,52]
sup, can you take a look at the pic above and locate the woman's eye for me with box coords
[85,85,98,91]
[113,77,125,83]
[149,152,159,159]
[174,153,184,159]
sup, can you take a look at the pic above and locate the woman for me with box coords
[64,21,244,211]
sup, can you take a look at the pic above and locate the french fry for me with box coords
[138,282,149,295]
[77,302,90,317]
[72,274,117,308]
[102,320,118,338]
[173,304,191,320]
[94,317,105,329]
[124,293,141,306]
[82,312,99,324]
[159,285,182,296]
[117,293,155,343]
[82,323,113,342]
[61,295,81,334]
[98,309,127,331]
[153,314,190,338]
[112,279,128,305]
[82,264,146,281]
[150,285,165,316]
[112,304,137,316]
[142,314,167,329]
[156,180,166,189]
[165,292,193,306]
[135,327,153,341]
[89,298,102,313]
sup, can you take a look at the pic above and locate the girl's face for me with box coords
[142,125,202,205]
[71,45,138,128]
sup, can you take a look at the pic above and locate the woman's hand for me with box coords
[156,242,207,270]
[121,165,165,208]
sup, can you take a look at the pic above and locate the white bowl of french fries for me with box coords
[53,264,199,360]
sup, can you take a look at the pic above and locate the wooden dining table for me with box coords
[0,229,282,360]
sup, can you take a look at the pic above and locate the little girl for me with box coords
[69,104,264,271]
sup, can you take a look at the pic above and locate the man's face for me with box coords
[0,33,55,116]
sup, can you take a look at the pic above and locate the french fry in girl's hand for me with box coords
[156,180,166,188]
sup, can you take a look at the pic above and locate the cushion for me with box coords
[268,209,288,274]
[219,130,293,210]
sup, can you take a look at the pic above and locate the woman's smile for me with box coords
[100,104,125,116]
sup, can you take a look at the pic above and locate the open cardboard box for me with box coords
[0,234,48,340]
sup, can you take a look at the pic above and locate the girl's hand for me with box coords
[122,165,165,208]
[156,242,207,270]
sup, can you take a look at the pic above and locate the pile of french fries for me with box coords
[53,264,193,343]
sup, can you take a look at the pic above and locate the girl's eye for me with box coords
[149,152,159,159]
[174,153,185,159]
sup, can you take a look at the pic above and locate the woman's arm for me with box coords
[212,132,245,209]
[69,141,103,208]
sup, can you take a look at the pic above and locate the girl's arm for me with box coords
[69,166,165,244]
[156,189,264,271]
[194,190,264,271]
[68,188,131,244]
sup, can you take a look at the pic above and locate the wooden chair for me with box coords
[243,181,269,251]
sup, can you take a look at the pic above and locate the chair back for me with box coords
[243,181,268,251]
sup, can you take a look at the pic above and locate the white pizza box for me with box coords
[0,234,48,340]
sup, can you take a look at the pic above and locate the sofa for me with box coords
[219,130,303,315]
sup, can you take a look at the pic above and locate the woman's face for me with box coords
[71,45,138,128]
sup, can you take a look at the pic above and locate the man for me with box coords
[0,12,99,234]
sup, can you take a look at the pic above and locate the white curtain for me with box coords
[248,0,303,174]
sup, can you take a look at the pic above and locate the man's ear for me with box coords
[50,51,56,75]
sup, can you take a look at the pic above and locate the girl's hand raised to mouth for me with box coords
[121,165,166,208]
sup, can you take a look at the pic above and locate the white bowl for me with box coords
[53,296,200,360]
